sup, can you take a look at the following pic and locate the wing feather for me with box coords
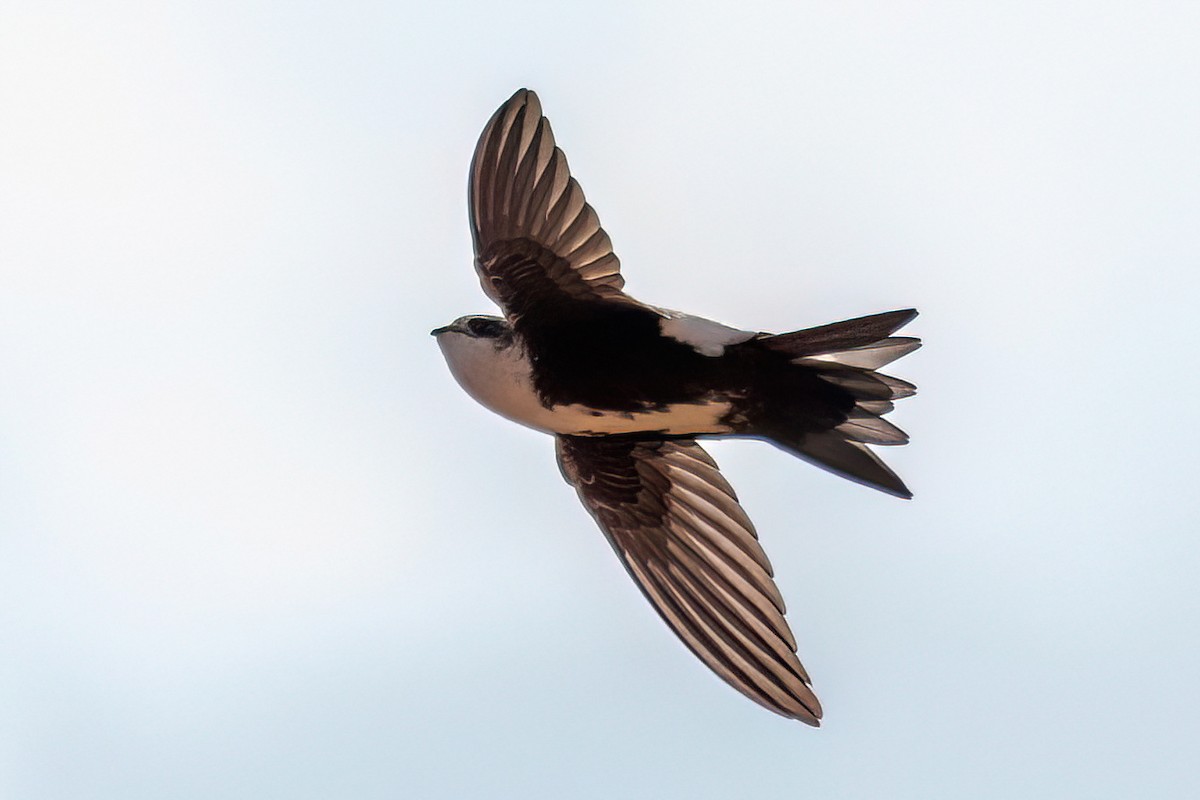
[556,435,822,724]
[470,89,639,320]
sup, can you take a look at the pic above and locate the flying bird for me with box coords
[432,89,919,725]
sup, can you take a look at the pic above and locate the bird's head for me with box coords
[430,314,509,341]
[431,314,530,418]
[431,313,516,373]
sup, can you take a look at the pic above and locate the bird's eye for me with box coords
[467,318,503,337]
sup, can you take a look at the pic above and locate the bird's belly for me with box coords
[470,379,734,436]
[438,334,735,436]
[541,398,736,436]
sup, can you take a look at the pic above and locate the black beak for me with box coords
[430,325,454,336]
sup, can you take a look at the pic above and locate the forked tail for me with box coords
[757,309,920,498]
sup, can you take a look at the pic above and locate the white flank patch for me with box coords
[659,311,756,357]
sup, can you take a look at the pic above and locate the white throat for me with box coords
[436,333,549,430]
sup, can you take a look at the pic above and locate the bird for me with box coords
[432,89,919,725]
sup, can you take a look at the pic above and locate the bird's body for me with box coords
[435,310,744,437]
[433,89,920,725]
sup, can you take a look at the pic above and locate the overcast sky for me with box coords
[3,2,1199,798]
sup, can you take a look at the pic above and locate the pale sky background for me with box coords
[3,2,1199,798]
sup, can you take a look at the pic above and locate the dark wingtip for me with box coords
[794,708,822,727]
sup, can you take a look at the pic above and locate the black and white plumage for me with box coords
[433,89,920,725]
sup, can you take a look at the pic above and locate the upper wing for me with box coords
[556,435,822,724]
[469,89,636,322]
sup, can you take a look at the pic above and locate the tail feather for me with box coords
[857,400,894,415]
[755,309,919,498]
[774,431,912,499]
[794,337,921,370]
[818,370,915,401]
[875,373,917,399]
[836,410,909,446]
[764,309,917,357]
